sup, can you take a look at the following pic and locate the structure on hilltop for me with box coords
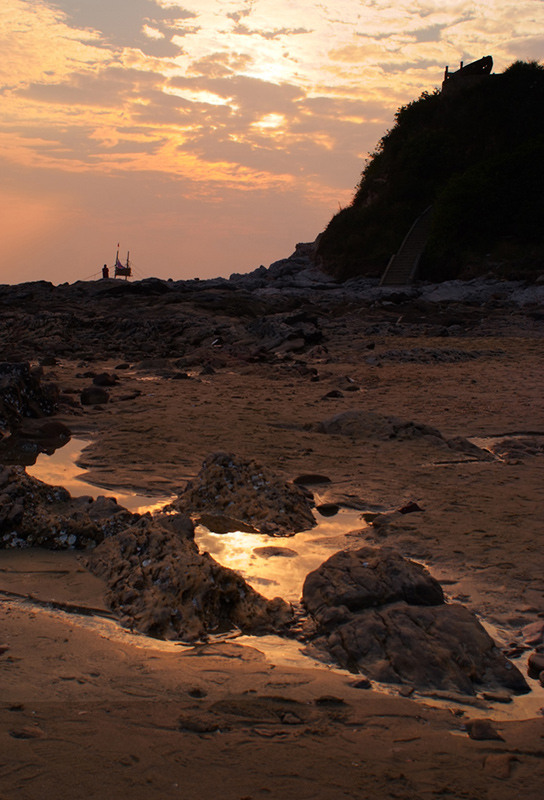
[442,55,493,93]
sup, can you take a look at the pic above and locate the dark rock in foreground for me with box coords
[80,386,110,405]
[303,546,529,696]
[0,466,136,549]
[83,516,293,641]
[303,547,445,620]
[174,452,316,536]
[0,420,72,467]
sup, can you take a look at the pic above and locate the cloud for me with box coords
[231,23,311,40]
[142,24,165,40]
[187,52,254,78]
[226,4,254,24]
[45,0,197,48]
[170,73,304,114]
[413,23,446,43]
[22,66,149,103]
[508,34,544,60]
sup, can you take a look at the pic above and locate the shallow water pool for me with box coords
[27,437,174,514]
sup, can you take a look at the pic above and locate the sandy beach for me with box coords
[1,271,544,798]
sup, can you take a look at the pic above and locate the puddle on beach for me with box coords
[27,437,369,602]
[195,509,367,604]
[27,437,173,514]
[14,437,544,721]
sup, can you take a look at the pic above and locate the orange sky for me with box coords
[1,0,543,284]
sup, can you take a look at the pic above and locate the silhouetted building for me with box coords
[442,55,493,93]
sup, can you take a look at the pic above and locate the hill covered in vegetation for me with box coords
[316,59,544,282]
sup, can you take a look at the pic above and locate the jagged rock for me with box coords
[302,546,529,696]
[0,437,41,467]
[195,513,259,534]
[173,452,316,536]
[398,501,424,514]
[0,362,59,438]
[492,436,544,460]
[312,409,444,441]
[466,719,505,741]
[528,651,544,676]
[83,516,293,641]
[0,466,136,549]
[0,273,540,367]
[521,620,544,646]
[446,436,494,460]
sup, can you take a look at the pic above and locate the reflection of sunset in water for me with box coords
[20,437,544,721]
[195,509,368,603]
[27,438,174,514]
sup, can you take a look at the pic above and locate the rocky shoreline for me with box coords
[1,256,544,797]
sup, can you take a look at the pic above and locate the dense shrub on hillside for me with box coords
[317,60,544,282]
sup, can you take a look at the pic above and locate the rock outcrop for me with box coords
[302,546,529,696]
[174,452,316,536]
[311,410,493,459]
[0,466,136,549]
[83,516,293,641]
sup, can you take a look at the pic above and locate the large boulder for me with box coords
[174,452,316,536]
[303,547,444,623]
[302,546,529,696]
[83,516,293,641]
[0,420,71,467]
[80,386,109,405]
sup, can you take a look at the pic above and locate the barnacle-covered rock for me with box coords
[83,516,293,640]
[0,466,136,549]
[0,362,59,438]
[173,452,316,537]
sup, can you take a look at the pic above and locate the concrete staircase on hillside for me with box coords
[380,205,433,286]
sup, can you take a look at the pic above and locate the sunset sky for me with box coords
[1,1,543,285]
